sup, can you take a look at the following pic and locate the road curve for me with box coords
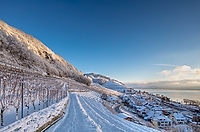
[47,92,158,132]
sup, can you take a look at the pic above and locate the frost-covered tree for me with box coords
[24,82,31,116]
[13,88,22,120]
[0,75,10,126]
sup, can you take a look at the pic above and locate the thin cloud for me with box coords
[126,65,200,89]
[152,64,177,67]
[160,65,200,80]
[125,79,200,89]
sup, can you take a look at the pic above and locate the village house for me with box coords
[101,93,108,100]
[134,97,147,106]
[144,109,163,121]
[192,115,200,124]
[152,116,172,128]
[106,96,117,104]
[170,113,186,124]
[120,94,130,101]
[136,106,149,118]
[123,88,135,94]
[152,105,163,112]
[144,103,153,110]
[144,106,163,121]
[185,114,193,123]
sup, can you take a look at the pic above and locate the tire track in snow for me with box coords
[49,93,97,132]
[76,95,102,132]
[47,92,158,132]
[80,95,157,132]
[69,95,77,131]
[53,93,78,132]
[77,95,124,131]
[79,96,132,132]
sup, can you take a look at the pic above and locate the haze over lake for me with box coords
[135,88,200,102]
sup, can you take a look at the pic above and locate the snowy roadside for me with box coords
[0,93,69,132]
[88,83,122,96]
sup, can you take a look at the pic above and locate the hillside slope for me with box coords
[85,73,127,92]
[0,20,91,85]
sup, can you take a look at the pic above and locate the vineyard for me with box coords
[0,64,68,127]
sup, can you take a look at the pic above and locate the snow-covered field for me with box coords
[47,92,158,132]
[0,93,69,132]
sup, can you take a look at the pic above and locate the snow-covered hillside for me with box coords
[85,73,127,92]
[47,92,158,132]
[0,20,91,85]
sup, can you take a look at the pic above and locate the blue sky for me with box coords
[1,0,200,83]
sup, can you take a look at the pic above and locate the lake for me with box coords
[134,88,200,102]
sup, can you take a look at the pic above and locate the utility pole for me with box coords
[0,77,1,90]
[61,89,63,99]
[21,79,24,118]
[68,81,69,94]
[65,83,67,97]
[47,88,49,107]
[57,89,58,102]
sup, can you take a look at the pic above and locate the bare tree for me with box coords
[183,99,189,104]
[0,76,9,126]
[29,81,37,112]
[13,88,22,120]
[24,83,31,116]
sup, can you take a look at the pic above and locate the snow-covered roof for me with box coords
[107,96,117,101]
[145,103,153,109]
[185,115,193,119]
[174,113,185,120]
[145,110,162,119]
[153,115,172,122]
[162,108,172,111]
[136,106,147,111]
[152,106,162,111]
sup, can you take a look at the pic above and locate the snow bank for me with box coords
[0,94,69,132]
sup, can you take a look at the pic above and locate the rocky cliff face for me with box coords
[0,20,91,85]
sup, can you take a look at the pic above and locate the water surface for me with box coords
[135,88,200,102]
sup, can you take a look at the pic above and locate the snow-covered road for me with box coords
[47,92,158,132]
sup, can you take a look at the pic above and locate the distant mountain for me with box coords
[0,20,91,85]
[85,73,127,92]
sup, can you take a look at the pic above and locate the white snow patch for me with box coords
[0,94,69,132]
